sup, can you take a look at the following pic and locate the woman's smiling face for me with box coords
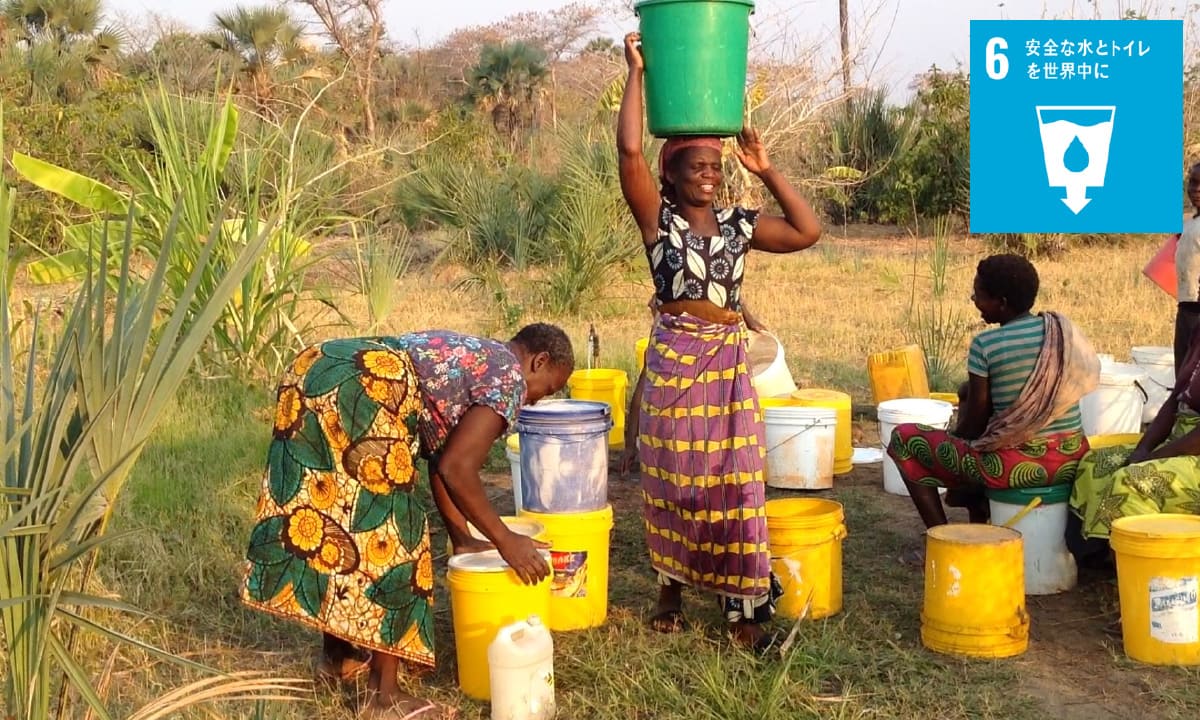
[668,147,723,205]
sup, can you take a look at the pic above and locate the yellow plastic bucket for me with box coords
[518,505,613,631]
[921,524,1029,658]
[567,369,628,449]
[790,388,853,476]
[867,344,930,405]
[1086,433,1142,451]
[765,498,846,619]
[635,337,649,374]
[1110,514,1200,665]
[930,391,959,407]
[447,550,552,700]
[442,515,546,557]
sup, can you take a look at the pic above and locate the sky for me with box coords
[126,0,1194,96]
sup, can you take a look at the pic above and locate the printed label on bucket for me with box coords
[1149,576,1199,644]
[550,550,588,598]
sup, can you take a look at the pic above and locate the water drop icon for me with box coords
[1062,136,1090,173]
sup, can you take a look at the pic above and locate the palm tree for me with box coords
[2,0,123,101]
[207,5,306,105]
[467,41,548,149]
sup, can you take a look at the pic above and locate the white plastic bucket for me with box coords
[877,398,955,496]
[987,485,1077,595]
[506,435,523,512]
[1131,346,1175,423]
[516,400,612,513]
[1079,362,1148,436]
[747,331,797,398]
[762,405,836,490]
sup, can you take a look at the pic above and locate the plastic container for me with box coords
[635,0,756,137]
[987,485,1077,595]
[747,331,797,398]
[790,388,853,475]
[877,398,955,496]
[447,550,552,701]
[516,400,612,513]
[921,524,1029,658]
[867,345,931,404]
[1079,362,1148,436]
[518,505,613,631]
[765,498,846,619]
[488,616,556,720]
[1143,233,1180,298]
[1110,514,1200,665]
[1131,345,1176,423]
[759,398,836,489]
[635,337,650,374]
[507,434,523,512]
[567,369,629,449]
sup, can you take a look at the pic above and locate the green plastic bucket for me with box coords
[635,0,755,138]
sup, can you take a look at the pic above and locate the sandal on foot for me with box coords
[648,609,689,633]
[751,631,782,656]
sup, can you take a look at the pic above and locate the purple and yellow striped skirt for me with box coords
[638,311,772,610]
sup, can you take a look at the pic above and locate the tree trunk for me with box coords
[839,0,851,94]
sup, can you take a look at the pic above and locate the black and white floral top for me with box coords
[646,199,759,311]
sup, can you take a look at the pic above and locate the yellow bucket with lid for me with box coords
[1110,514,1200,665]
[790,388,853,476]
[635,337,650,374]
[921,524,1029,658]
[1086,433,1141,451]
[447,549,552,700]
[442,515,545,557]
[765,498,846,619]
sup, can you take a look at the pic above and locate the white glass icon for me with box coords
[1035,106,1116,214]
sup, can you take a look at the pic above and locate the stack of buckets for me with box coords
[448,400,615,703]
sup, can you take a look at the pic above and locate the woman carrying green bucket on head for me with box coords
[617,31,822,652]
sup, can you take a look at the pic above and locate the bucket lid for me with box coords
[986,484,1072,505]
[762,405,836,421]
[517,399,611,424]
[877,398,954,421]
[1111,513,1200,539]
[791,388,851,405]
[447,548,551,573]
[506,434,520,452]
[927,523,1020,545]
[1099,362,1147,386]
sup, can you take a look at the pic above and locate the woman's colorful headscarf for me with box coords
[658,136,723,178]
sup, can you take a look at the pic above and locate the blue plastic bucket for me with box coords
[516,400,612,513]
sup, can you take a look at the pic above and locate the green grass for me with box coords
[83,234,1200,719]
[88,383,1139,720]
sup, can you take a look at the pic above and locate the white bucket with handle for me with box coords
[748,331,798,398]
[1131,346,1175,424]
[761,404,836,489]
[877,398,955,496]
[1080,363,1148,436]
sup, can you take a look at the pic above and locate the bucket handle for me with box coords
[765,421,833,454]
[1133,380,1149,403]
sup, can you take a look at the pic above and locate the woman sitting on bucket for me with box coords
[886,254,1099,564]
[1070,276,1200,559]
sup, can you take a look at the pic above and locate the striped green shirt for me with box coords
[966,314,1083,435]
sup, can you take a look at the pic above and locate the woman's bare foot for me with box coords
[648,581,687,633]
[731,621,778,654]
